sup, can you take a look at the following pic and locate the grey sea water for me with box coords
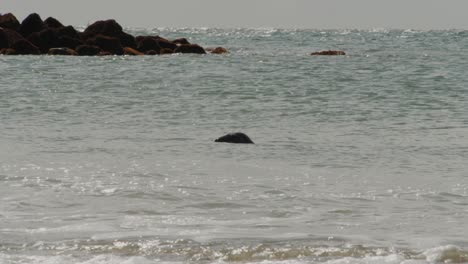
[1,28,468,264]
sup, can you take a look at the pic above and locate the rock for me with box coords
[137,37,161,53]
[55,26,82,49]
[27,28,59,53]
[119,32,136,49]
[10,39,40,55]
[206,47,228,54]
[82,19,135,48]
[135,35,146,44]
[98,51,113,56]
[19,13,46,37]
[57,36,82,49]
[76,44,101,56]
[311,50,346,56]
[160,48,173,55]
[145,50,159,55]
[86,35,123,55]
[0,29,10,49]
[172,38,190,45]
[83,19,123,38]
[174,44,206,54]
[57,25,79,39]
[136,36,177,52]
[44,17,64,28]
[157,38,177,51]
[48,47,77,55]
[123,47,144,55]
[0,28,24,48]
[0,48,16,55]
[0,28,10,49]
[215,133,255,144]
[0,13,20,30]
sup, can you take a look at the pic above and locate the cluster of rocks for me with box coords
[1,13,346,57]
[0,13,228,56]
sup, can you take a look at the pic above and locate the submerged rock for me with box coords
[145,50,159,55]
[0,48,16,55]
[311,50,346,56]
[215,133,254,144]
[174,44,206,54]
[123,47,144,55]
[160,48,174,55]
[76,44,101,56]
[206,47,228,54]
[172,38,190,45]
[48,47,78,55]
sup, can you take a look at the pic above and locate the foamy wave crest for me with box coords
[0,253,171,264]
[423,245,468,263]
[2,240,468,263]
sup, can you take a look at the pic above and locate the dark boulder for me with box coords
[311,50,346,56]
[160,48,173,55]
[0,29,9,49]
[145,50,159,55]
[27,28,59,53]
[136,35,165,44]
[135,35,146,44]
[57,25,79,39]
[174,44,206,54]
[137,37,161,53]
[0,48,16,55]
[136,36,176,51]
[44,17,64,28]
[0,28,24,48]
[86,35,123,55]
[19,13,46,37]
[157,38,177,51]
[119,31,136,49]
[172,38,190,45]
[83,19,123,38]
[57,36,82,49]
[0,13,20,30]
[98,51,113,56]
[48,47,77,55]
[76,44,101,56]
[10,39,40,55]
[82,19,135,49]
[206,47,228,54]
[123,47,143,55]
[215,133,255,144]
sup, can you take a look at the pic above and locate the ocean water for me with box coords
[1,28,468,264]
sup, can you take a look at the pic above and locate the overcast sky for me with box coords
[3,0,468,29]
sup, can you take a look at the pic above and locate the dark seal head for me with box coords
[215,132,254,144]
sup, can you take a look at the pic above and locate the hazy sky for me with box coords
[3,0,468,29]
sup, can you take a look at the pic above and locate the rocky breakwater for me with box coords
[0,13,228,56]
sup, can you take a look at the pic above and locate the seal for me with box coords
[215,132,254,144]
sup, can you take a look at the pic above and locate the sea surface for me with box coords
[1,28,468,264]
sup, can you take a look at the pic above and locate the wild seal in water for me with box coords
[215,132,254,144]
